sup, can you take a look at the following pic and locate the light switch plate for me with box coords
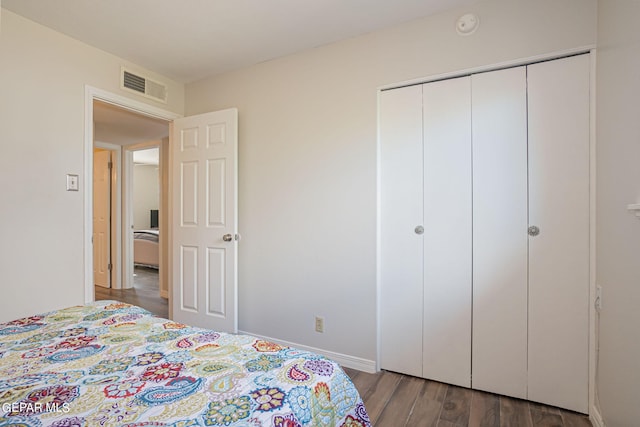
[66,174,79,191]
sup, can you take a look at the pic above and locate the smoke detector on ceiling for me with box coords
[456,13,479,36]
[120,67,168,103]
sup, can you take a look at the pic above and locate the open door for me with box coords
[171,109,238,333]
[93,149,112,288]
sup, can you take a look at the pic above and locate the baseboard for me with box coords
[238,330,376,374]
[590,406,605,427]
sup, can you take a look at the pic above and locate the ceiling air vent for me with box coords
[121,68,167,103]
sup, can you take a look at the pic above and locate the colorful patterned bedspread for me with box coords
[0,301,371,427]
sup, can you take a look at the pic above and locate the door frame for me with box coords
[84,86,181,304]
[375,46,598,417]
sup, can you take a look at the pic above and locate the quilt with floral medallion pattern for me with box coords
[0,300,371,427]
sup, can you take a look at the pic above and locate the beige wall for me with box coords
[3,2,638,423]
[595,1,640,425]
[6,1,637,423]
[0,10,184,322]
[133,163,160,230]
[186,0,597,363]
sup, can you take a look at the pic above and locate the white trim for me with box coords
[375,87,383,373]
[378,45,596,92]
[589,49,599,420]
[88,87,180,121]
[122,148,134,289]
[590,406,605,427]
[167,122,175,320]
[376,48,598,412]
[238,330,376,374]
[84,94,95,304]
[84,85,181,304]
[159,137,170,304]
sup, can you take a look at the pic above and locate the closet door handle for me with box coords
[415,225,424,235]
[528,225,540,236]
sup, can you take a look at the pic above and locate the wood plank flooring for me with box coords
[94,266,168,318]
[343,368,592,427]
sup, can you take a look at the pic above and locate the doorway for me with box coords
[85,87,240,331]
[91,98,172,317]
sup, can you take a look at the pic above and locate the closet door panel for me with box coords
[527,55,590,413]
[423,77,472,387]
[472,67,528,398]
[379,85,424,377]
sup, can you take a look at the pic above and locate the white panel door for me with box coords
[422,76,472,387]
[93,149,111,288]
[379,85,424,378]
[527,55,590,413]
[472,67,528,398]
[172,109,238,333]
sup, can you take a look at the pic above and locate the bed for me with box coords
[0,301,370,427]
[134,230,159,268]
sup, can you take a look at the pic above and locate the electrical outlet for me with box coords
[315,316,324,333]
[595,285,602,312]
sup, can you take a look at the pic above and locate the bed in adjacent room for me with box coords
[0,301,370,427]
[133,229,159,268]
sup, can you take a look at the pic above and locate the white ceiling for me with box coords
[93,101,169,146]
[7,0,477,145]
[3,0,477,84]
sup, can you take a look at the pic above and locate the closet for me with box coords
[379,54,590,413]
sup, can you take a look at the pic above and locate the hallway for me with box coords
[94,266,168,318]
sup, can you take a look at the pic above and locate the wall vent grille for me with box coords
[121,68,167,103]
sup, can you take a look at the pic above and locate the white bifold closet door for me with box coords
[379,77,473,388]
[472,56,589,412]
[526,55,590,413]
[422,77,472,387]
[471,66,529,399]
[379,54,589,414]
[380,77,472,387]
[379,85,425,378]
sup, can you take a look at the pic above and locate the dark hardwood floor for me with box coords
[343,368,592,427]
[94,266,168,318]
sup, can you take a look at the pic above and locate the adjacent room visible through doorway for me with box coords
[92,100,170,318]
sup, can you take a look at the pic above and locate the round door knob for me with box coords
[415,225,424,235]
[222,234,233,242]
[528,226,540,236]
